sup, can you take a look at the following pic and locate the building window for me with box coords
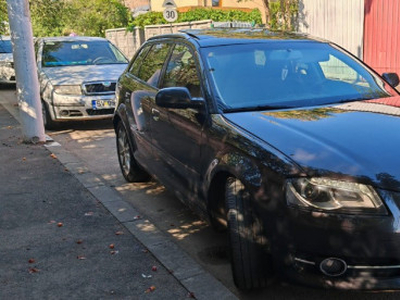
[212,0,221,7]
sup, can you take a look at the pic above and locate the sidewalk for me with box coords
[0,104,191,299]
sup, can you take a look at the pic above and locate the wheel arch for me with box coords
[205,151,263,229]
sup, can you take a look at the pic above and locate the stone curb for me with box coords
[45,140,238,300]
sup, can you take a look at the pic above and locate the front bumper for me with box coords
[47,92,115,121]
[0,62,15,82]
[268,189,400,290]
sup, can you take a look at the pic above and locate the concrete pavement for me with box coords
[0,102,237,299]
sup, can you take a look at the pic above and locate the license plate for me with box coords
[92,99,115,109]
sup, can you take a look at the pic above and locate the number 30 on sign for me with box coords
[163,8,178,23]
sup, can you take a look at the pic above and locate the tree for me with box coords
[0,0,8,34]
[29,0,70,37]
[66,0,130,37]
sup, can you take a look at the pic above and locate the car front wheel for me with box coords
[116,122,150,182]
[42,101,58,130]
[225,177,271,289]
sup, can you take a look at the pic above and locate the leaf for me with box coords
[145,285,156,293]
[29,268,39,274]
[50,153,57,159]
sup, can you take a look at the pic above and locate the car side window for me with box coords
[137,43,171,87]
[128,45,151,77]
[161,44,202,98]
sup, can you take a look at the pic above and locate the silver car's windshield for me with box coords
[0,39,12,53]
[202,42,397,111]
[42,40,128,67]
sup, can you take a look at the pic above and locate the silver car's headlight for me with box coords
[53,85,82,95]
[286,178,387,215]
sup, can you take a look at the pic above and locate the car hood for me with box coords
[224,97,400,191]
[0,53,13,62]
[41,64,127,85]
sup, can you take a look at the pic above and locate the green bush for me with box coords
[128,8,262,29]
[269,1,298,30]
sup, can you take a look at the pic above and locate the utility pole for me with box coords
[6,0,45,144]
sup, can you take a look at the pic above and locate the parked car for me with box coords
[113,28,400,290]
[35,36,128,129]
[0,36,15,83]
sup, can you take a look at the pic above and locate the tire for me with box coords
[225,177,271,289]
[42,101,58,130]
[116,122,150,182]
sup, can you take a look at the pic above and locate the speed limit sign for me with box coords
[163,8,178,23]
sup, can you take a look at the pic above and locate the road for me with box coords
[2,84,399,299]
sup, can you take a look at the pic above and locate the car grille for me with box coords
[83,81,116,95]
[86,108,114,116]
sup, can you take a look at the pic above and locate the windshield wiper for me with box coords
[224,105,292,113]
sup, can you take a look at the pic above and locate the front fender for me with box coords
[205,151,262,192]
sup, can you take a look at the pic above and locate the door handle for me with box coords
[151,108,160,121]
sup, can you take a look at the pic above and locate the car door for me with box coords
[120,42,172,166]
[151,43,206,197]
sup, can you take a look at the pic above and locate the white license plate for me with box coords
[92,99,115,109]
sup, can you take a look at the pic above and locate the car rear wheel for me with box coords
[225,177,271,289]
[116,122,150,182]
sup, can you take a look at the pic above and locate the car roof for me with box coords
[148,28,328,47]
[37,36,108,43]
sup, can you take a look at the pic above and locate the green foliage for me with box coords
[269,0,298,30]
[67,0,130,37]
[0,0,8,35]
[1,0,130,38]
[30,0,70,37]
[128,8,262,29]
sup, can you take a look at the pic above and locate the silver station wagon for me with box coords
[35,36,128,129]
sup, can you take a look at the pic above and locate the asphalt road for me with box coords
[2,84,400,299]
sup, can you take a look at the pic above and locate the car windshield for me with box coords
[202,42,397,111]
[0,39,12,53]
[42,40,128,67]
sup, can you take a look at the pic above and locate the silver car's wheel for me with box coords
[116,122,150,182]
[42,101,57,130]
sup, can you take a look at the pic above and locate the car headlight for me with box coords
[53,85,82,95]
[286,178,387,215]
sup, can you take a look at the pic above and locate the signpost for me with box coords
[162,0,178,24]
[163,7,178,23]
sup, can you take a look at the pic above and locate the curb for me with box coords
[44,140,238,300]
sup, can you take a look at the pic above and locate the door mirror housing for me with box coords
[156,87,205,109]
[382,72,400,88]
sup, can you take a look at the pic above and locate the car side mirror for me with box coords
[382,72,400,88]
[156,87,205,109]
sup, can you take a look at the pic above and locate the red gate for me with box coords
[364,0,400,76]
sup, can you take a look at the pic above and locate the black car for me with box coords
[113,29,400,290]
